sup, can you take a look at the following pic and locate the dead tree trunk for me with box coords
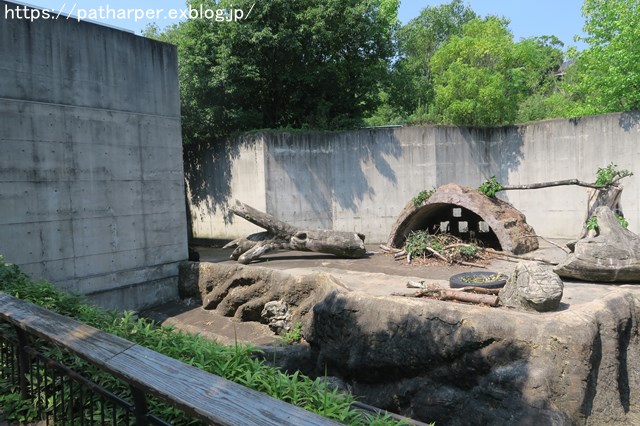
[224,200,367,264]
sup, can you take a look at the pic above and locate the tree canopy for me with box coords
[146,0,640,141]
[387,0,477,118]
[146,0,399,144]
[569,0,640,115]
[427,17,566,126]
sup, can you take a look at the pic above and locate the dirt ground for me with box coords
[143,240,640,346]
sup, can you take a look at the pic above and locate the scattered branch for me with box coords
[483,248,557,265]
[519,235,571,253]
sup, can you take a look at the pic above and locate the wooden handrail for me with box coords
[0,293,339,426]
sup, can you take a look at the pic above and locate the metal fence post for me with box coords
[14,326,30,400]
[130,385,150,425]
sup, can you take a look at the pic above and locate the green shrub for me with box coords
[478,176,503,197]
[594,163,633,186]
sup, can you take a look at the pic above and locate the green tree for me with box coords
[513,36,572,122]
[429,16,518,126]
[146,0,399,144]
[570,0,640,115]
[368,0,476,124]
[429,16,568,126]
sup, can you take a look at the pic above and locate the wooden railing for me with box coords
[0,292,339,425]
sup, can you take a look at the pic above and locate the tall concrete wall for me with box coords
[187,112,639,243]
[0,1,187,310]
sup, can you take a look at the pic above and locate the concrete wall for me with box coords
[187,112,640,243]
[0,1,187,310]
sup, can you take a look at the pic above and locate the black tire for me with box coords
[449,271,507,289]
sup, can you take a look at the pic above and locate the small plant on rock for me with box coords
[616,214,629,229]
[586,216,598,231]
[280,322,303,345]
[586,214,629,231]
[412,188,435,208]
[478,176,503,197]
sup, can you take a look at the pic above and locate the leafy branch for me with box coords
[478,164,633,197]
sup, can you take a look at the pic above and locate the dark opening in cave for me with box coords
[396,203,502,251]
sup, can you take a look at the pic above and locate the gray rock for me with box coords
[261,300,292,334]
[256,343,317,376]
[499,261,564,312]
[555,206,640,282]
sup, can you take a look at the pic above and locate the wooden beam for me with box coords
[0,293,339,426]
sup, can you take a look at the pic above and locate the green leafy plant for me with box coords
[404,231,481,264]
[280,322,303,345]
[585,216,598,231]
[594,163,633,186]
[616,214,629,229]
[459,244,479,257]
[478,176,503,197]
[405,230,441,257]
[0,392,38,423]
[586,214,629,231]
[412,188,435,208]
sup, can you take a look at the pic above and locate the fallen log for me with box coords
[224,200,367,264]
[438,290,499,306]
[407,288,500,306]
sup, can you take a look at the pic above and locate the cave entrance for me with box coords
[396,203,502,251]
[388,184,538,254]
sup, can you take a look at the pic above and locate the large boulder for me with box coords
[555,206,640,282]
[499,261,564,312]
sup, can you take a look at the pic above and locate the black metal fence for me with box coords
[0,292,341,426]
[0,322,171,425]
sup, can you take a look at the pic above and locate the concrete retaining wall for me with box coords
[0,1,187,310]
[187,113,640,243]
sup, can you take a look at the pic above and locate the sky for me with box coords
[9,0,588,49]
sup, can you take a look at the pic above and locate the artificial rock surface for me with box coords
[555,206,640,282]
[499,261,564,312]
[179,262,640,425]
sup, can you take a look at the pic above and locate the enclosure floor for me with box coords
[143,240,640,346]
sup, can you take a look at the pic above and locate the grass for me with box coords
[0,255,409,425]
